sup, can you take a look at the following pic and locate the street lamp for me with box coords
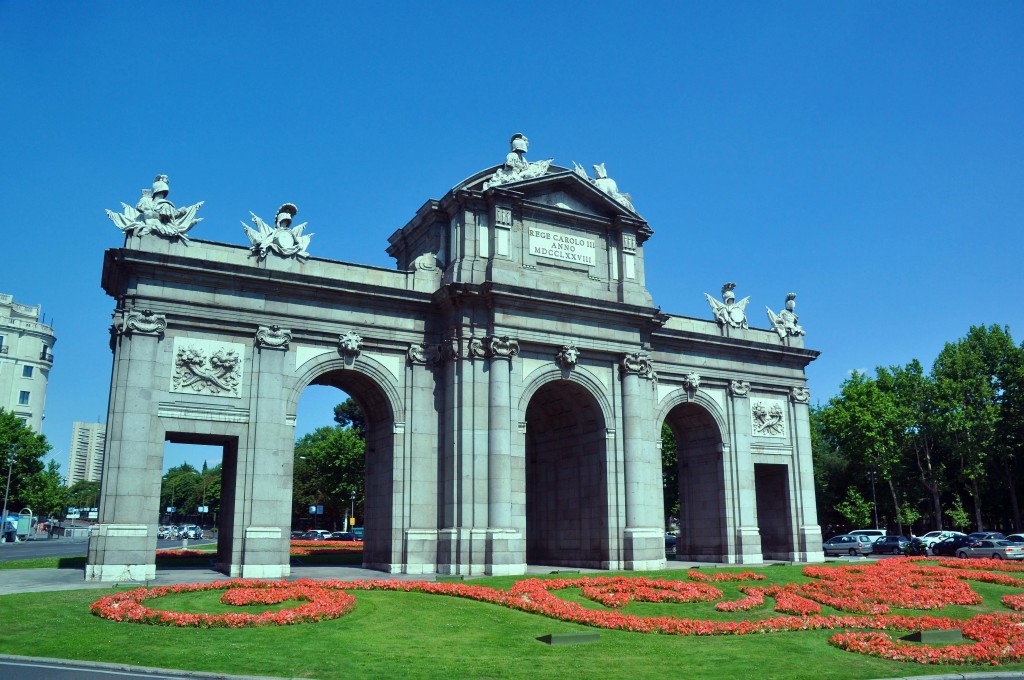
[349,491,356,532]
[869,466,880,530]
[1,445,16,543]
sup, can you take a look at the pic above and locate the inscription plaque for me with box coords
[528,227,596,267]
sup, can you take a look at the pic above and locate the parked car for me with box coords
[967,532,1006,541]
[917,531,965,551]
[299,531,326,540]
[849,529,885,539]
[932,535,976,557]
[871,535,909,555]
[330,531,356,541]
[823,534,873,556]
[1005,534,1024,544]
[956,539,1024,560]
[290,530,305,539]
[352,527,364,541]
[665,533,677,550]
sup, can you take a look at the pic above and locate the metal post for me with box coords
[1,446,14,543]
[870,466,879,529]
[349,492,355,531]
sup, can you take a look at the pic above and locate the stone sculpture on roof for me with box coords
[243,203,313,261]
[705,282,750,329]
[573,161,636,212]
[766,293,805,340]
[105,175,204,243]
[483,133,554,189]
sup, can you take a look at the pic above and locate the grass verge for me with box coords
[2,565,1024,679]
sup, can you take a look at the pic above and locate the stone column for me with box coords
[789,386,823,561]
[619,352,664,569]
[86,309,167,582]
[487,336,518,528]
[485,336,525,575]
[404,343,441,574]
[726,380,765,564]
[230,325,293,579]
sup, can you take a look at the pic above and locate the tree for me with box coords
[835,488,873,528]
[876,361,946,529]
[23,460,68,518]
[67,480,100,510]
[160,464,201,522]
[931,326,1009,530]
[333,398,366,438]
[819,371,907,533]
[661,424,679,526]
[293,426,365,529]
[0,408,53,517]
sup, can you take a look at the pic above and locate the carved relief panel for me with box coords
[750,397,786,438]
[170,337,245,398]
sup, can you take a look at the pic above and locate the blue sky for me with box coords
[1,3,1021,474]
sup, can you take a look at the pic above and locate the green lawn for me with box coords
[2,564,1024,679]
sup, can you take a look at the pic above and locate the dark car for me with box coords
[932,535,976,557]
[330,531,356,541]
[871,535,909,555]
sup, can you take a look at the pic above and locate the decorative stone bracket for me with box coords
[729,380,751,398]
[488,336,520,361]
[790,386,811,404]
[255,325,292,350]
[120,309,166,337]
[408,343,442,365]
[555,344,579,370]
[682,372,701,394]
[620,352,655,380]
[338,331,363,359]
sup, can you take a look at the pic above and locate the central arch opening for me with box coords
[664,403,726,561]
[525,380,607,568]
[303,369,394,569]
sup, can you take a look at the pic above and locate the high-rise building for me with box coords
[67,421,106,485]
[0,293,56,432]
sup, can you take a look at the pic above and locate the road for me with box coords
[0,536,216,562]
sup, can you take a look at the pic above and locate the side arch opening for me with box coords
[664,402,727,561]
[525,379,608,568]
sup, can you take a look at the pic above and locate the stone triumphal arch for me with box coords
[87,136,823,581]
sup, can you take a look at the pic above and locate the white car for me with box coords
[918,531,966,552]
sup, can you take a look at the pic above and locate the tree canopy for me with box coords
[814,324,1024,535]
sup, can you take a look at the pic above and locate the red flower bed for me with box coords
[90,579,355,628]
[91,559,1024,664]
[687,570,765,582]
[714,586,765,612]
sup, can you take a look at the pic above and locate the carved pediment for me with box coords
[460,167,642,221]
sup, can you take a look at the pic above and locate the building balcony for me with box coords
[40,349,54,362]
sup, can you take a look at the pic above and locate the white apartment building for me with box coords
[0,293,56,432]
[68,421,105,485]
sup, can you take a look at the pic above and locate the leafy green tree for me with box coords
[160,464,200,522]
[67,479,100,515]
[819,371,907,533]
[931,327,1008,530]
[332,397,366,438]
[810,404,852,530]
[0,408,52,517]
[835,488,873,528]
[945,495,971,530]
[293,426,365,529]
[661,424,679,526]
[23,460,68,518]
[876,361,947,530]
